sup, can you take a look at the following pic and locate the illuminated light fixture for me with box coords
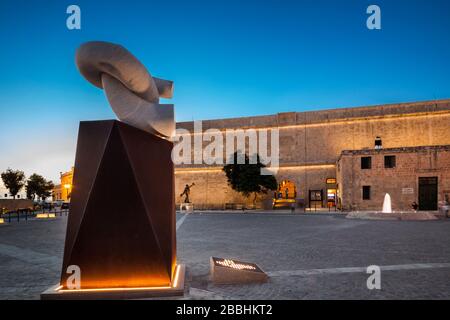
[274,199,296,204]
[36,213,56,219]
[175,163,336,174]
[175,168,223,174]
[57,264,181,293]
[41,265,185,299]
[181,110,450,135]
[216,259,257,271]
[210,257,268,284]
[0,218,4,224]
[265,164,336,171]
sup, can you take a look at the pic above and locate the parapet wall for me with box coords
[0,199,33,211]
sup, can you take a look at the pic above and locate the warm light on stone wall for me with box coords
[173,101,450,209]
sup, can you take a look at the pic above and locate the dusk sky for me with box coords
[1,0,450,191]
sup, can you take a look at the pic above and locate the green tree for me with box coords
[39,180,55,201]
[26,174,54,201]
[26,174,41,200]
[223,152,277,205]
[1,168,26,199]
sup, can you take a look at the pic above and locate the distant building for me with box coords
[0,182,25,200]
[174,99,450,211]
[52,167,73,201]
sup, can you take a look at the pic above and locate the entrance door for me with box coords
[327,189,337,208]
[418,177,438,211]
[309,190,323,208]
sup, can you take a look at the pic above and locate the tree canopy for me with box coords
[223,152,277,204]
[26,174,54,201]
[1,168,26,199]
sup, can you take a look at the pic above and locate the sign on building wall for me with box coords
[402,188,414,195]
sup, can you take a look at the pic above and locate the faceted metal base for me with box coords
[41,265,185,300]
[59,120,177,289]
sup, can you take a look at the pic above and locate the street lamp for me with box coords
[63,184,71,201]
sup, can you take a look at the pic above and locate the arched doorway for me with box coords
[273,180,297,209]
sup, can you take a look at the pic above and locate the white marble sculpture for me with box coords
[76,41,175,138]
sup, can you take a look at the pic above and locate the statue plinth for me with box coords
[180,203,194,213]
[41,120,184,299]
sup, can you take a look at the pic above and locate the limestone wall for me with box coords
[175,99,450,209]
[337,146,450,211]
[0,199,33,211]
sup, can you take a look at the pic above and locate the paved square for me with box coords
[1,213,450,299]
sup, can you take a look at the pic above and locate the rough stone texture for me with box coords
[174,99,450,209]
[0,199,33,211]
[338,145,450,211]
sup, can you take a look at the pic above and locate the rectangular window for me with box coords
[375,137,382,149]
[385,155,396,168]
[362,186,371,200]
[361,157,372,169]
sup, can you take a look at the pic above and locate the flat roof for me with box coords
[340,145,450,157]
[177,99,450,131]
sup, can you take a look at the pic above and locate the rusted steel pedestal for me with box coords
[41,120,183,299]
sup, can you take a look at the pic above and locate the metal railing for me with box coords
[1,207,69,223]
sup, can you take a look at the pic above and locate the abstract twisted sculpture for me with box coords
[41,42,183,299]
[76,41,175,138]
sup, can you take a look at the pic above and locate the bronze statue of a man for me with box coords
[180,183,195,203]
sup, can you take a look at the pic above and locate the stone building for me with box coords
[337,145,450,211]
[174,99,450,211]
[52,167,73,201]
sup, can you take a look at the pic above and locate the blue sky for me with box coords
[0,0,449,185]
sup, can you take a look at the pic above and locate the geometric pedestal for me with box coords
[40,265,185,300]
[210,257,268,285]
[180,203,194,213]
[41,120,183,298]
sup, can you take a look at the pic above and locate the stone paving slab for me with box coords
[0,213,449,299]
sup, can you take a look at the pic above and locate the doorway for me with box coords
[327,189,337,208]
[309,190,323,209]
[418,177,438,211]
[273,180,297,209]
[276,180,297,200]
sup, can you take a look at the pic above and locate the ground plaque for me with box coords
[210,257,268,284]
